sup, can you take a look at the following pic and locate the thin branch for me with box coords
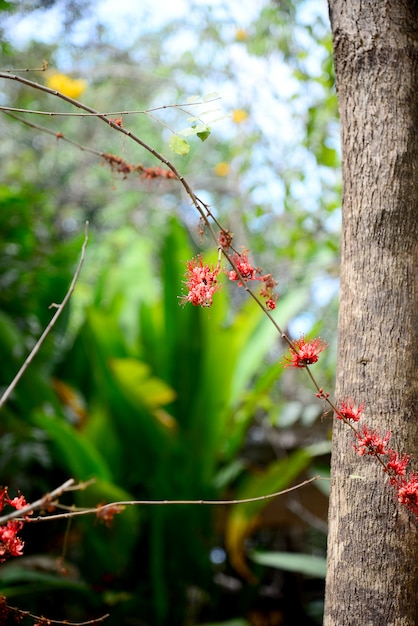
[0,222,89,410]
[25,476,324,523]
[0,97,220,117]
[6,603,109,625]
[0,479,95,525]
[0,61,48,73]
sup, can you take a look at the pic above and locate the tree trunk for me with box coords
[324,2,418,625]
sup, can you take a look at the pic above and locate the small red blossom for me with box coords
[228,250,259,282]
[397,473,418,516]
[226,250,278,308]
[218,229,234,249]
[315,388,330,400]
[0,520,24,561]
[336,399,364,423]
[353,425,391,457]
[8,495,27,510]
[284,337,327,368]
[385,450,410,481]
[96,503,125,527]
[182,256,221,308]
[265,298,277,310]
[109,116,123,127]
[141,166,176,180]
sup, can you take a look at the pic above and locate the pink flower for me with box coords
[336,399,364,423]
[353,425,391,456]
[227,251,258,283]
[284,337,327,368]
[8,495,27,510]
[182,256,221,308]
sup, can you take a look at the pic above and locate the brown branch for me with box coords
[24,476,323,523]
[0,96,220,117]
[6,601,109,625]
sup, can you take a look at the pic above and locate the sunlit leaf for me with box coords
[169,135,190,155]
[203,92,219,101]
[109,357,177,409]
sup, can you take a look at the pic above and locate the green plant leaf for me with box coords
[250,551,327,578]
[225,449,313,580]
[169,135,190,155]
[197,128,211,141]
[32,412,112,481]
[109,358,176,409]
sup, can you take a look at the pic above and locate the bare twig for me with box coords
[6,602,109,625]
[0,61,48,73]
[0,478,95,524]
[23,476,324,523]
[0,97,220,117]
[0,222,89,410]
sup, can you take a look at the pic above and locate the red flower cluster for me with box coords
[227,251,278,310]
[0,521,24,560]
[0,488,28,561]
[397,474,418,516]
[284,336,328,369]
[227,251,259,282]
[334,400,418,517]
[181,256,221,308]
[335,399,364,423]
[354,425,391,456]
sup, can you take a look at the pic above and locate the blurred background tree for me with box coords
[0,1,339,624]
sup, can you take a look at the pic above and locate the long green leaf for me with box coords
[250,550,327,578]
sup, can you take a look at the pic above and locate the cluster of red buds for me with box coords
[102,153,176,181]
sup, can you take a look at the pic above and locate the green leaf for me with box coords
[225,449,313,580]
[169,135,190,156]
[32,412,112,481]
[203,92,219,101]
[0,564,90,595]
[109,357,177,409]
[178,123,211,140]
[250,551,327,578]
[197,128,211,142]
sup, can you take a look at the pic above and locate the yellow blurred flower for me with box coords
[235,28,248,41]
[214,162,230,177]
[46,72,87,99]
[232,109,249,124]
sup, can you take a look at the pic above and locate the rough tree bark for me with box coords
[324,2,418,625]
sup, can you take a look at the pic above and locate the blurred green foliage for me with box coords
[0,1,338,624]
